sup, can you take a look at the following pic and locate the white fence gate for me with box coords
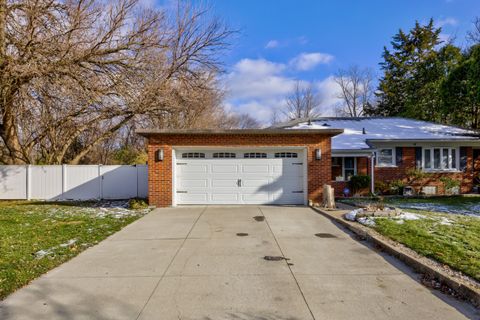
[0,165,148,200]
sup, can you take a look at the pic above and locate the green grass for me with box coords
[373,210,480,281]
[0,201,147,299]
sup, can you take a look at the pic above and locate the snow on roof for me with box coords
[285,117,478,150]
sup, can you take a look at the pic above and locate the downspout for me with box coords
[370,152,375,195]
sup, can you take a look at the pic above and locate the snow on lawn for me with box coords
[44,200,151,219]
[345,208,430,227]
[389,201,480,217]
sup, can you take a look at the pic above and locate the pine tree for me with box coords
[369,19,449,119]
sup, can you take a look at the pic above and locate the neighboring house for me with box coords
[276,117,480,197]
[137,117,480,207]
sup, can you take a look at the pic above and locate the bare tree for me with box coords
[282,81,322,121]
[229,113,261,129]
[334,66,374,117]
[0,0,234,164]
[467,17,480,44]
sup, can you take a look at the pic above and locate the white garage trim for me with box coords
[172,147,307,206]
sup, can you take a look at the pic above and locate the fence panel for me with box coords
[0,166,27,199]
[30,166,63,200]
[64,165,101,200]
[0,165,148,200]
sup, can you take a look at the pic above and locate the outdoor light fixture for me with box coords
[315,148,321,160]
[155,149,164,162]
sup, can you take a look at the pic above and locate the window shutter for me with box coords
[395,147,403,165]
[460,147,468,172]
[415,147,422,169]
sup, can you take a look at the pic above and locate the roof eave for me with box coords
[136,128,344,138]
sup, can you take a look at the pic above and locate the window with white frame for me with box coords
[423,147,457,171]
[377,148,394,166]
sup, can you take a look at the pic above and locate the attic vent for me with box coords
[362,127,366,134]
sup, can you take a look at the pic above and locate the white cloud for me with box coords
[224,57,341,123]
[265,40,280,49]
[437,17,458,27]
[225,58,294,100]
[289,52,334,71]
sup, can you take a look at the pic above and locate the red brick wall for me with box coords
[146,133,333,207]
[332,147,476,197]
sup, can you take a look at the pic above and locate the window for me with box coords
[423,147,457,171]
[213,152,236,158]
[182,152,205,158]
[244,152,267,158]
[377,149,394,166]
[344,157,356,181]
[274,152,298,158]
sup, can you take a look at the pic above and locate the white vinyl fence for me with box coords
[0,165,148,200]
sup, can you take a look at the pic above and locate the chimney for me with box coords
[362,127,366,134]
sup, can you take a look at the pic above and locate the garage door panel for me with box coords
[241,164,270,174]
[176,192,208,203]
[212,179,239,188]
[211,164,238,173]
[211,193,239,202]
[241,193,270,203]
[241,178,270,188]
[177,179,208,188]
[177,164,208,174]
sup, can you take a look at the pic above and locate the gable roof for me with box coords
[275,117,479,150]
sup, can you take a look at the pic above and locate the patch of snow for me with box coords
[345,208,363,221]
[59,239,77,247]
[34,249,53,259]
[397,212,425,220]
[357,217,376,227]
[438,217,453,226]
[288,118,477,150]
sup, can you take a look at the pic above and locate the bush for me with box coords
[389,179,405,195]
[128,198,149,210]
[349,175,371,194]
[440,176,460,193]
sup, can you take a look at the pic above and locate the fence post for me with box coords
[136,165,139,198]
[62,164,67,199]
[98,165,103,200]
[26,165,31,200]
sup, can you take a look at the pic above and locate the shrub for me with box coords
[349,175,371,194]
[389,179,405,195]
[440,176,460,192]
[375,181,389,195]
[128,198,149,210]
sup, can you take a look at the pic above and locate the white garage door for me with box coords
[174,149,306,205]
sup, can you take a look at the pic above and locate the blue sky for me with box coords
[158,0,480,123]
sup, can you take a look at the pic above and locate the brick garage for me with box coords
[137,129,342,207]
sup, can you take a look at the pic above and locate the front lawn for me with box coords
[0,200,150,300]
[373,210,480,282]
[340,196,480,282]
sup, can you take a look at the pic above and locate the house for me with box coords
[276,117,480,197]
[137,117,480,207]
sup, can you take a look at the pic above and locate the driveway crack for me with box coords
[258,206,316,320]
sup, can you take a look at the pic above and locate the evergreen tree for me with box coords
[369,19,446,118]
[441,45,480,130]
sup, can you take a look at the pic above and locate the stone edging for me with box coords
[311,206,480,308]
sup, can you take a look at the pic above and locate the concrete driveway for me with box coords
[0,206,478,320]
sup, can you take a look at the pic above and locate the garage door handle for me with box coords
[237,179,242,187]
